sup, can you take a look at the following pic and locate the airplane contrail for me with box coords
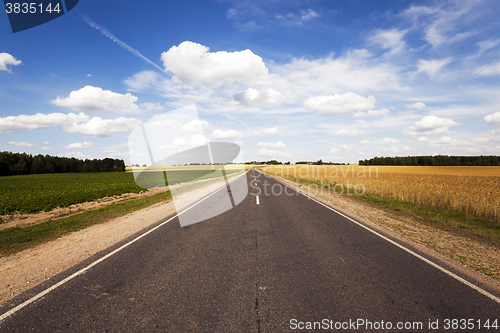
[223,113,255,131]
[82,15,170,76]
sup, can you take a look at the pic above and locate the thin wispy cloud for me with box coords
[82,15,169,75]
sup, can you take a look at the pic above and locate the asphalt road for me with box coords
[1,168,499,332]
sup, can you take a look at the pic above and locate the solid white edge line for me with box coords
[262,170,500,304]
[0,170,250,323]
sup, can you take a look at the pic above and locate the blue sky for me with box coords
[1,0,500,164]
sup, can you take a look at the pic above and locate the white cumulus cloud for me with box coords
[161,41,269,87]
[0,112,88,133]
[233,88,284,106]
[378,137,398,144]
[484,112,500,127]
[256,141,287,149]
[303,92,376,116]
[0,53,21,73]
[353,108,390,118]
[210,129,244,140]
[64,117,142,137]
[257,149,292,157]
[180,119,209,132]
[403,115,460,137]
[65,141,93,149]
[253,127,278,136]
[7,141,34,147]
[171,135,207,147]
[140,102,163,111]
[415,115,459,131]
[275,51,401,94]
[437,136,470,145]
[52,86,139,112]
[256,141,290,158]
[406,102,426,109]
[330,129,366,136]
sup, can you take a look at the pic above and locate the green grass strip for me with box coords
[0,191,172,257]
[0,172,146,215]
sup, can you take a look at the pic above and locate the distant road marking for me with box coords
[264,171,500,304]
[0,171,250,323]
[256,196,260,205]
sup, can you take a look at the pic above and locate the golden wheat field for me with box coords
[262,165,500,221]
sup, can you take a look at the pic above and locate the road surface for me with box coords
[1,169,499,332]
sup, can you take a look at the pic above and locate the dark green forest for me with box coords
[359,155,500,166]
[0,151,125,176]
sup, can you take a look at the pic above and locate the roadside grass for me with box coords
[0,172,145,215]
[260,169,500,249]
[0,169,245,217]
[0,191,172,257]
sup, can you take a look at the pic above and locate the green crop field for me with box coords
[0,172,145,215]
[0,169,245,216]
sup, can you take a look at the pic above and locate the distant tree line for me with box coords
[359,155,500,166]
[0,151,126,176]
[296,160,349,165]
[243,159,349,165]
[245,160,288,165]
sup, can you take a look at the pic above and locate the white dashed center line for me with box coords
[256,196,260,205]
